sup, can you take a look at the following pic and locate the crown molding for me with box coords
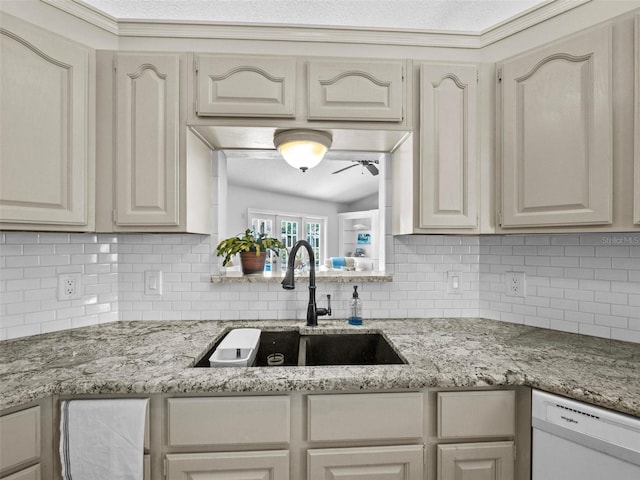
[42,0,119,34]
[42,0,589,49]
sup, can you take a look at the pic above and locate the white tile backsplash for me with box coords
[479,233,640,341]
[0,232,118,340]
[1,231,639,342]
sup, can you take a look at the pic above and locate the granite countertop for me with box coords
[210,271,393,283]
[1,318,639,416]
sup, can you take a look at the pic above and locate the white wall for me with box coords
[226,184,345,257]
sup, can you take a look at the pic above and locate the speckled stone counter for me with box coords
[1,318,638,416]
[210,271,393,283]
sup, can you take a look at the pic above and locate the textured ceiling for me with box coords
[225,150,383,204]
[80,0,547,33]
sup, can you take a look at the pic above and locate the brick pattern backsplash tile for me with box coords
[1,231,639,342]
[0,232,119,340]
[479,233,640,342]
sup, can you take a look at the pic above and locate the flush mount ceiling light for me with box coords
[273,129,333,172]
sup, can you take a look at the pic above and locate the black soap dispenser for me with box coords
[348,286,363,326]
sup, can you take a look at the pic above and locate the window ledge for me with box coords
[210,271,393,284]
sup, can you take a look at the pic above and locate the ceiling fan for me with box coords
[331,160,379,176]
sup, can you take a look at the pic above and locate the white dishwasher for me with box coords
[532,390,640,480]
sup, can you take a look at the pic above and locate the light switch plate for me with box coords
[447,271,462,294]
[144,270,163,295]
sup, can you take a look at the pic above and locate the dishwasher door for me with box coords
[532,390,640,480]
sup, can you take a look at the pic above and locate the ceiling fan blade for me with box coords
[332,164,359,174]
[366,163,379,176]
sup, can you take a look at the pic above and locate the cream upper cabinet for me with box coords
[498,25,613,228]
[97,52,211,233]
[115,53,181,228]
[195,54,296,118]
[307,59,405,122]
[0,14,93,231]
[635,14,640,225]
[420,63,478,229]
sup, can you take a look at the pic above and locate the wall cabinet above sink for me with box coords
[190,53,410,129]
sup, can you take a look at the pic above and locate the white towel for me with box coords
[60,398,148,480]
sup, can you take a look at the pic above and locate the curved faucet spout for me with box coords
[281,240,330,326]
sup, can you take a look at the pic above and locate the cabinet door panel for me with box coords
[501,25,612,227]
[308,445,423,480]
[115,54,180,226]
[308,60,404,121]
[0,21,89,227]
[166,451,289,480]
[1,465,40,480]
[438,442,514,480]
[0,407,40,472]
[307,392,423,442]
[437,391,515,439]
[196,55,296,117]
[420,64,478,228]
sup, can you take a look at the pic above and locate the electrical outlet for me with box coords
[505,272,525,297]
[57,273,82,300]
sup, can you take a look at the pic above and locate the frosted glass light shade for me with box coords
[274,129,333,172]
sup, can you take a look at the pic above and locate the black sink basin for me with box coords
[300,333,405,366]
[193,330,405,367]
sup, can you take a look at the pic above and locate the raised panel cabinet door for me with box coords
[438,442,514,480]
[308,445,424,480]
[115,54,180,226]
[1,465,40,480]
[420,64,478,229]
[500,25,612,227]
[165,451,289,480]
[0,407,40,472]
[196,55,296,117]
[635,14,640,225]
[308,60,404,121]
[0,18,90,227]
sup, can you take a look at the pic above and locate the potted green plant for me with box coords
[216,229,287,274]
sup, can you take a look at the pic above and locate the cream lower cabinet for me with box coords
[1,466,40,480]
[0,405,45,480]
[165,396,291,479]
[308,445,424,480]
[437,442,514,480]
[435,391,518,480]
[498,24,613,228]
[166,451,289,480]
[0,14,93,231]
[306,393,424,480]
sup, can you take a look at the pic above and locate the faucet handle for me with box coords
[317,294,332,318]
